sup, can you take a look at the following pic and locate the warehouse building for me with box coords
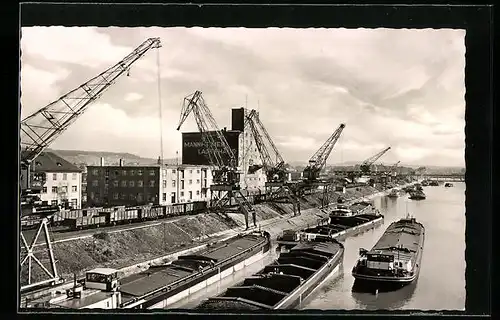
[28,152,83,209]
[85,159,212,207]
[181,107,267,191]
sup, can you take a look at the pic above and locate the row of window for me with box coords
[91,180,156,188]
[91,168,208,178]
[161,179,204,188]
[42,186,78,193]
[92,168,157,177]
[89,192,156,203]
[52,173,78,181]
[89,178,208,189]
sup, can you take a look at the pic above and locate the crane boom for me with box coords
[245,110,286,182]
[21,37,162,165]
[360,146,391,173]
[176,91,256,229]
[176,90,237,183]
[303,123,346,182]
[19,37,162,292]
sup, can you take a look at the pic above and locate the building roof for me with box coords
[25,151,82,173]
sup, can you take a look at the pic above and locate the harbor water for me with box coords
[169,182,465,311]
[303,182,466,311]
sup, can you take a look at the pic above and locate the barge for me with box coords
[118,231,271,309]
[24,268,122,309]
[196,236,344,310]
[351,216,425,289]
[276,213,384,249]
[409,190,426,200]
[387,189,402,198]
[445,183,454,187]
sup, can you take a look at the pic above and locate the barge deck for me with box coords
[119,231,271,309]
[196,237,344,310]
[277,213,384,248]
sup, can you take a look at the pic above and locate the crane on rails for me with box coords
[244,109,300,215]
[19,37,162,292]
[299,123,346,206]
[176,91,257,230]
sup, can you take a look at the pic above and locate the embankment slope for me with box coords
[21,184,386,286]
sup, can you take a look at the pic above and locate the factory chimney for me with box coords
[157,156,161,165]
[100,157,105,167]
[119,159,124,167]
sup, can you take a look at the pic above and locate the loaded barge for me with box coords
[118,231,271,309]
[196,237,344,310]
[409,190,426,200]
[351,216,425,289]
[277,212,384,249]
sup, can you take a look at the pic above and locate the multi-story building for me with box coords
[31,152,83,209]
[85,160,212,207]
[181,107,267,192]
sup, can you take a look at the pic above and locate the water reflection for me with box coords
[351,280,418,310]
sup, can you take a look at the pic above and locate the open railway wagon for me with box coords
[54,201,210,231]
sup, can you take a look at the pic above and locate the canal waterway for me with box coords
[303,182,466,311]
[170,182,465,311]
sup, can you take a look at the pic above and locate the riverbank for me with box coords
[21,182,414,287]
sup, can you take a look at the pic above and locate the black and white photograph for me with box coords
[19,24,469,312]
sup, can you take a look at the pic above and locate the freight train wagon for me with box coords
[59,201,209,231]
[67,214,107,230]
[52,207,104,226]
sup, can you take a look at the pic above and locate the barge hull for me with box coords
[147,249,268,309]
[119,232,271,309]
[197,238,344,310]
[274,249,343,309]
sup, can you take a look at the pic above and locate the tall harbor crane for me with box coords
[244,110,300,215]
[391,161,401,176]
[19,37,162,292]
[359,146,391,174]
[303,123,346,184]
[176,91,256,229]
[300,123,346,206]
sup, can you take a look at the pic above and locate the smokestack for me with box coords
[119,159,124,167]
[157,156,161,165]
[100,157,105,167]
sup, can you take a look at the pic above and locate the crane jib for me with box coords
[20,37,162,165]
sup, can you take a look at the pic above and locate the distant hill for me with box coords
[46,149,178,167]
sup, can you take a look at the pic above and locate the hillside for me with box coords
[47,149,178,167]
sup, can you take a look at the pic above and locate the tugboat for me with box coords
[444,183,454,188]
[351,214,425,289]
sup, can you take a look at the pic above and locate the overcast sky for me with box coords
[20,27,465,167]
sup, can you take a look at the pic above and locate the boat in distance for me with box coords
[387,189,402,198]
[351,215,425,287]
[196,236,344,310]
[445,182,454,187]
[409,190,426,200]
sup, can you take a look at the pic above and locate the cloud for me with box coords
[20,27,466,167]
[124,92,144,102]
